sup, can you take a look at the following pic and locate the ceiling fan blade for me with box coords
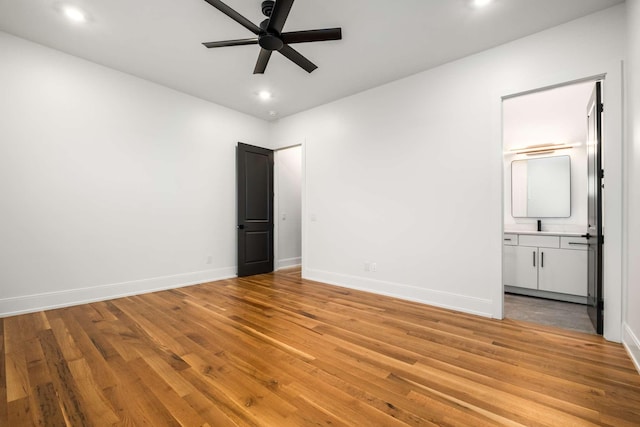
[202,0,260,34]
[267,0,295,34]
[278,44,317,73]
[254,49,273,74]
[281,28,342,44]
[203,38,259,48]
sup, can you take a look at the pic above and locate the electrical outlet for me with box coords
[206,255,213,264]
[364,262,370,272]
[371,263,377,272]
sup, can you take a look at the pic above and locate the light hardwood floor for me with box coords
[2,267,640,426]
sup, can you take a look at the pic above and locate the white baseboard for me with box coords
[505,286,587,304]
[0,266,236,318]
[304,268,493,318]
[276,257,302,270]
[623,323,640,374]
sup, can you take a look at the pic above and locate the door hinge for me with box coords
[599,103,604,113]
[600,169,605,179]
[598,300,604,312]
[601,235,604,244]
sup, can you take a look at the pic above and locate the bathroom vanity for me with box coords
[503,153,589,304]
[503,231,588,303]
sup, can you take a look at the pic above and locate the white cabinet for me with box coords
[538,247,587,296]
[503,233,588,299]
[503,245,538,289]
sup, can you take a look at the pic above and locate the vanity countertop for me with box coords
[504,230,585,237]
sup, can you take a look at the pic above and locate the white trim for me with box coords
[301,140,308,278]
[623,323,640,374]
[273,143,303,276]
[274,149,281,268]
[305,268,493,318]
[0,266,236,318]
[501,74,607,100]
[276,257,302,270]
[274,143,302,152]
[504,286,588,305]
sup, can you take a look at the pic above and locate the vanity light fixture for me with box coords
[506,142,581,156]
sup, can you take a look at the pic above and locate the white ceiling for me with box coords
[0,0,623,121]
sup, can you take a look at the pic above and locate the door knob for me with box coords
[237,224,245,229]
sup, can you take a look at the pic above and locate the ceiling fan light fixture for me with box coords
[63,6,87,23]
[258,90,272,101]
[473,0,493,8]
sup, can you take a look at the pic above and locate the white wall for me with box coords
[0,32,268,316]
[269,5,626,340]
[275,146,302,269]
[503,82,593,233]
[624,0,640,370]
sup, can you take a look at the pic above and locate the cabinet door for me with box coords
[538,248,588,296]
[503,245,538,289]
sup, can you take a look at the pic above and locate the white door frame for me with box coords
[273,143,304,271]
[498,69,623,342]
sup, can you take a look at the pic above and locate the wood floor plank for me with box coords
[127,356,211,427]
[37,328,92,426]
[2,267,640,426]
[66,358,120,425]
[4,351,29,404]
[7,397,34,427]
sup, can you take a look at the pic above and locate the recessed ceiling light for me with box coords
[269,110,278,117]
[473,0,492,8]
[63,6,87,23]
[258,90,272,101]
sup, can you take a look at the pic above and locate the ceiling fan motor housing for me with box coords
[259,33,284,51]
[258,3,283,51]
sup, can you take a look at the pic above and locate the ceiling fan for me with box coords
[201,0,342,74]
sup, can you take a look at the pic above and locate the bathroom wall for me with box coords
[503,81,594,233]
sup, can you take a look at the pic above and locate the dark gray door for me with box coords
[586,81,603,335]
[237,143,274,277]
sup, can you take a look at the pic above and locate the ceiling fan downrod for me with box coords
[261,0,275,17]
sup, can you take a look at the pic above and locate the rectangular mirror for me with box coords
[511,155,571,218]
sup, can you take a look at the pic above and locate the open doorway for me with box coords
[502,79,604,335]
[274,145,302,270]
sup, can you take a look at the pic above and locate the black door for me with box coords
[586,82,603,334]
[237,143,274,277]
